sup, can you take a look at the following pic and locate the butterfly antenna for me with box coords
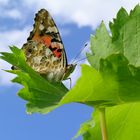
[71,42,89,64]
[73,53,94,64]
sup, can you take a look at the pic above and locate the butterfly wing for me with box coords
[22,9,68,81]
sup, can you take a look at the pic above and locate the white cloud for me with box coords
[0,8,22,20]
[23,0,140,29]
[4,9,22,19]
[0,27,30,52]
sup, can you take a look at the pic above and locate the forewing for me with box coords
[20,9,70,81]
[25,9,68,67]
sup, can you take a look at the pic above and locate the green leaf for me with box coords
[88,5,140,70]
[87,22,118,69]
[1,46,68,114]
[110,4,140,67]
[81,102,140,140]
[60,54,140,106]
[109,7,129,41]
[60,64,119,106]
[72,118,95,140]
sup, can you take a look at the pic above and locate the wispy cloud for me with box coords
[0,1,140,28]
[1,9,22,19]
[0,27,30,51]
[23,0,140,29]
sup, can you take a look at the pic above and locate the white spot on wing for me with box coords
[59,43,63,49]
[39,24,45,30]
[47,26,57,32]
[45,48,53,56]
[33,56,42,64]
[51,55,58,61]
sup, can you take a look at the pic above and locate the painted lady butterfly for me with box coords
[13,9,76,82]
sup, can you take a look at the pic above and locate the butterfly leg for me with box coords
[68,77,72,89]
[63,77,72,89]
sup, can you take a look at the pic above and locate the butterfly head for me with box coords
[63,64,76,80]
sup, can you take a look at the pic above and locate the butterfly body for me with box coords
[20,9,76,82]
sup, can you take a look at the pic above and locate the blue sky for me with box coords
[0,0,140,140]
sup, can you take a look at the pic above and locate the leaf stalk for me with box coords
[99,107,108,140]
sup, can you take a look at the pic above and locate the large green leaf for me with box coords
[0,46,68,114]
[60,54,140,106]
[80,102,140,140]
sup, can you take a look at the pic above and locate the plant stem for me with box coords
[99,107,108,140]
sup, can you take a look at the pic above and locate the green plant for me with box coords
[1,5,140,140]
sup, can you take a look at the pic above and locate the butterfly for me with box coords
[12,9,76,82]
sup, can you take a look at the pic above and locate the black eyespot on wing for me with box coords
[45,32,58,38]
[49,45,57,51]
[51,38,57,42]
[51,38,62,43]
[57,49,62,52]
[52,48,57,51]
